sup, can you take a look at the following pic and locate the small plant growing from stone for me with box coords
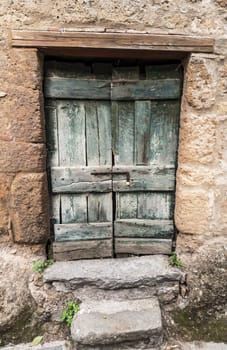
[32,259,54,273]
[61,301,80,327]
[169,252,183,268]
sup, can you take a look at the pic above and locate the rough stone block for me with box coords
[10,48,42,90]
[185,55,217,110]
[0,173,13,238]
[175,190,210,235]
[0,93,45,143]
[178,113,216,164]
[10,173,49,244]
[44,255,183,290]
[181,341,227,350]
[1,341,72,350]
[0,141,46,172]
[71,298,163,349]
[176,165,214,187]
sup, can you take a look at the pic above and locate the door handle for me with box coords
[91,170,130,183]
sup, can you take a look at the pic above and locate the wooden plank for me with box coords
[145,64,182,79]
[112,101,119,158]
[117,193,138,219]
[112,66,139,80]
[112,166,175,192]
[54,223,112,241]
[149,100,180,166]
[57,101,86,166]
[114,219,174,238]
[45,102,59,167]
[88,193,112,222]
[97,102,112,166]
[117,102,135,165]
[51,166,112,193]
[41,47,188,60]
[51,194,61,224]
[45,78,110,99]
[53,240,113,260]
[12,31,214,53]
[45,61,91,78]
[135,101,151,165]
[61,194,87,223]
[86,101,100,166]
[111,79,181,100]
[92,63,112,79]
[137,192,174,220]
[115,238,172,255]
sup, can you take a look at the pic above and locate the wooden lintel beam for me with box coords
[11,30,214,53]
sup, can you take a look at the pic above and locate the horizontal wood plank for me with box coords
[45,78,110,99]
[51,167,112,193]
[115,238,172,255]
[113,166,175,191]
[12,30,214,53]
[111,79,181,100]
[53,240,113,260]
[55,223,112,241]
[114,219,174,238]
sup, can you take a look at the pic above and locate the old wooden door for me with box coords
[45,61,182,260]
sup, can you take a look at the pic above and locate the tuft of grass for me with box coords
[169,252,183,268]
[61,301,80,327]
[32,259,54,273]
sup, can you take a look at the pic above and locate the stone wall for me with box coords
[0,0,226,282]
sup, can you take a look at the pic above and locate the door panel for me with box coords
[45,61,182,260]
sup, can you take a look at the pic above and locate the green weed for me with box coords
[61,301,80,327]
[169,252,183,268]
[32,259,54,273]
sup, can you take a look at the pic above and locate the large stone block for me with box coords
[177,165,214,187]
[0,91,45,143]
[178,113,216,164]
[0,173,13,238]
[10,173,49,243]
[175,190,210,235]
[0,141,46,172]
[10,48,42,90]
[185,56,217,110]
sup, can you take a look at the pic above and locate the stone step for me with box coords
[44,255,183,304]
[1,341,72,350]
[71,297,163,350]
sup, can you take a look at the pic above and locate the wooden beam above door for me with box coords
[11,30,214,55]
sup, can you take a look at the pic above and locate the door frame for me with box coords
[11,29,214,255]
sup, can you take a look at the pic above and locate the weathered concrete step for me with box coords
[71,297,163,350]
[1,341,72,350]
[44,256,183,303]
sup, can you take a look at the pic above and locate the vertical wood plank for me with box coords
[58,101,86,166]
[117,102,135,165]
[88,193,112,222]
[137,192,174,220]
[112,66,139,80]
[86,101,100,166]
[149,101,180,166]
[51,194,61,224]
[61,194,87,223]
[135,101,151,165]
[97,101,112,166]
[112,101,119,161]
[45,101,59,167]
[117,193,138,219]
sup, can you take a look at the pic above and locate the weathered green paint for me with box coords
[45,78,111,99]
[55,223,112,241]
[45,61,182,260]
[111,79,181,100]
[114,219,174,238]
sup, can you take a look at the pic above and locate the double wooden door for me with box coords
[45,61,182,260]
